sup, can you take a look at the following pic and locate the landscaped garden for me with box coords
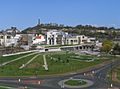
[0,51,115,76]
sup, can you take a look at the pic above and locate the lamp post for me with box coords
[108,48,113,88]
[107,45,114,88]
[109,46,115,88]
[110,60,113,88]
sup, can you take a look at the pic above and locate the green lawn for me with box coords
[114,66,120,80]
[108,60,120,82]
[0,51,115,76]
[64,79,87,86]
[0,84,17,89]
[0,52,32,64]
[0,53,38,76]
[0,88,7,89]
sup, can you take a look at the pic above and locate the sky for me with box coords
[0,0,120,30]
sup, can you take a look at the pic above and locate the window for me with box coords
[0,36,3,39]
[74,40,77,42]
[71,40,73,42]
[70,40,73,44]
[7,36,11,39]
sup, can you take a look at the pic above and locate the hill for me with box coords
[21,23,120,40]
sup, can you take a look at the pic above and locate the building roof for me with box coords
[5,27,20,33]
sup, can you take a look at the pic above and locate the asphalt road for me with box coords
[0,59,120,89]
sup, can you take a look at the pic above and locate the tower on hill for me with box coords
[37,19,41,25]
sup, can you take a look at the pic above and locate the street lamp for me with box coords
[109,48,116,88]
[110,60,113,88]
[109,45,115,88]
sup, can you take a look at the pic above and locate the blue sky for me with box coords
[0,0,120,30]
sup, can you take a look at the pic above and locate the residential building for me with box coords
[96,30,106,33]
[5,27,20,34]
[19,34,34,50]
[0,33,21,47]
[66,35,96,45]
[32,34,45,45]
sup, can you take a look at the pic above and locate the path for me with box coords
[19,54,40,69]
[0,52,37,67]
[43,55,48,70]
[70,59,94,62]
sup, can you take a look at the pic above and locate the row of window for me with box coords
[66,40,78,43]
[0,36,11,39]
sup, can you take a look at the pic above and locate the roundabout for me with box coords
[58,78,94,88]
[0,51,120,89]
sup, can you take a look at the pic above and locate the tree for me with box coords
[112,43,120,55]
[112,31,117,38]
[101,40,114,53]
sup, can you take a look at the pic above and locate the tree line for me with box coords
[22,23,120,40]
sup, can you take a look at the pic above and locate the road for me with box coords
[0,59,120,89]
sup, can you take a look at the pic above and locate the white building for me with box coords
[32,34,45,44]
[46,30,68,45]
[0,33,21,47]
[66,35,96,45]
[46,30,96,46]
[5,27,20,33]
